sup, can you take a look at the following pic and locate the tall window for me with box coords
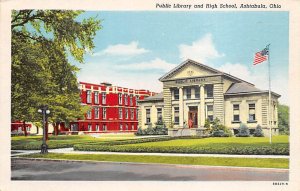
[248,103,256,121]
[124,94,128,105]
[118,93,122,105]
[87,110,91,119]
[87,90,91,103]
[136,96,139,105]
[131,124,134,130]
[88,124,92,131]
[119,108,123,119]
[206,105,214,122]
[195,87,200,99]
[103,124,107,131]
[94,107,99,119]
[206,84,214,98]
[125,109,128,119]
[131,109,134,120]
[130,95,133,106]
[96,124,99,131]
[186,88,191,99]
[126,124,128,131]
[120,124,123,131]
[146,109,151,124]
[102,108,107,119]
[157,108,163,123]
[174,107,179,124]
[233,104,240,122]
[136,109,138,120]
[173,89,179,100]
[102,92,106,104]
[94,92,99,104]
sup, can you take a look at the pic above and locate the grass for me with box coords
[11,134,138,150]
[74,135,289,155]
[120,136,288,147]
[22,153,289,169]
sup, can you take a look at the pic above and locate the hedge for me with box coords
[73,144,289,155]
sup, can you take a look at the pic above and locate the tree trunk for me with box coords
[23,121,28,136]
[54,122,59,136]
[46,121,49,140]
[36,125,39,134]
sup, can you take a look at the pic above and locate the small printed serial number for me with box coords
[273,182,288,186]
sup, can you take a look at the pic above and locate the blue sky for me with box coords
[74,11,289,104]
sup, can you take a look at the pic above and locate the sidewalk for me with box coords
[11,147,289,159]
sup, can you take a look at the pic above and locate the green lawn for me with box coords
[22,153,289,169]
[74,135,289,155]
[11,134,137,150]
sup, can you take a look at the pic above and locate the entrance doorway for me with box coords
[188,106,198,128]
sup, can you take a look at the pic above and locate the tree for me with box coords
[11,10,100,136]
[253,124,264,137]
[278,104,289,135]
[236,123,250,137]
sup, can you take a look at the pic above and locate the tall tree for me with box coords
[278,104,289,135]
[11,10,100,136]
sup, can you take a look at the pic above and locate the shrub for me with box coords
[210,118,232,137]
[236,123,250,137]
[135,123,168,136]
[253,124,264,137]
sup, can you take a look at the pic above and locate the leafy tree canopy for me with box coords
[11,10,100,127]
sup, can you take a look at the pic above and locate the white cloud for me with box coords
[93,41,149,57]
[116,58,175,72]
[179,33,224,63]
[217,62,288,105]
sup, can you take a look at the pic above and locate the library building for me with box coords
[139,59,280,136]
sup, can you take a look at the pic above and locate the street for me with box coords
[11,158,289,181]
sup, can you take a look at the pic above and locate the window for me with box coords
[102,92,106,104]
[195,87,200,99]
[186,88,191,99]
[26,127,30,132]
[119,108,123,119]
[124,94,128,105]
[136,96,139,105]
[248,103,256,121]
[126,124,128,131]
[146,109,151,124]
[94,92,99,104]
[88,124,92,131]
[103,124,107,131]
[118,93,122,105]
[157,108,162,123]
[96,125,99,131]
[125,109,128,119]
[136,109,139,120]
[87,110,91,119]
[206,84,214,98]
[87,90,91,103]
[130,95,133,106]
[233,104,240,122]
[173,89,179,100]
[94,107,99,119]
[206,105,213,122]
[120,124,123,131]
[174,107,179,124]
[131,109,134,120]
[131,125,134,130]
[102,108,107,119]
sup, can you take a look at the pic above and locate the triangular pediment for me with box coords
[159,59,222,81]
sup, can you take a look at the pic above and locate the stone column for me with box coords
[200,85,205,127]
[179,87,184,127]
[163,86,172,128]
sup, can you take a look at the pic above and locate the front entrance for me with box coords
[188,106,198,128]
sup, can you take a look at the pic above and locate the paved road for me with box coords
[11,158,288,181]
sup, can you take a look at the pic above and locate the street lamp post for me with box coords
[38,105,50,154]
